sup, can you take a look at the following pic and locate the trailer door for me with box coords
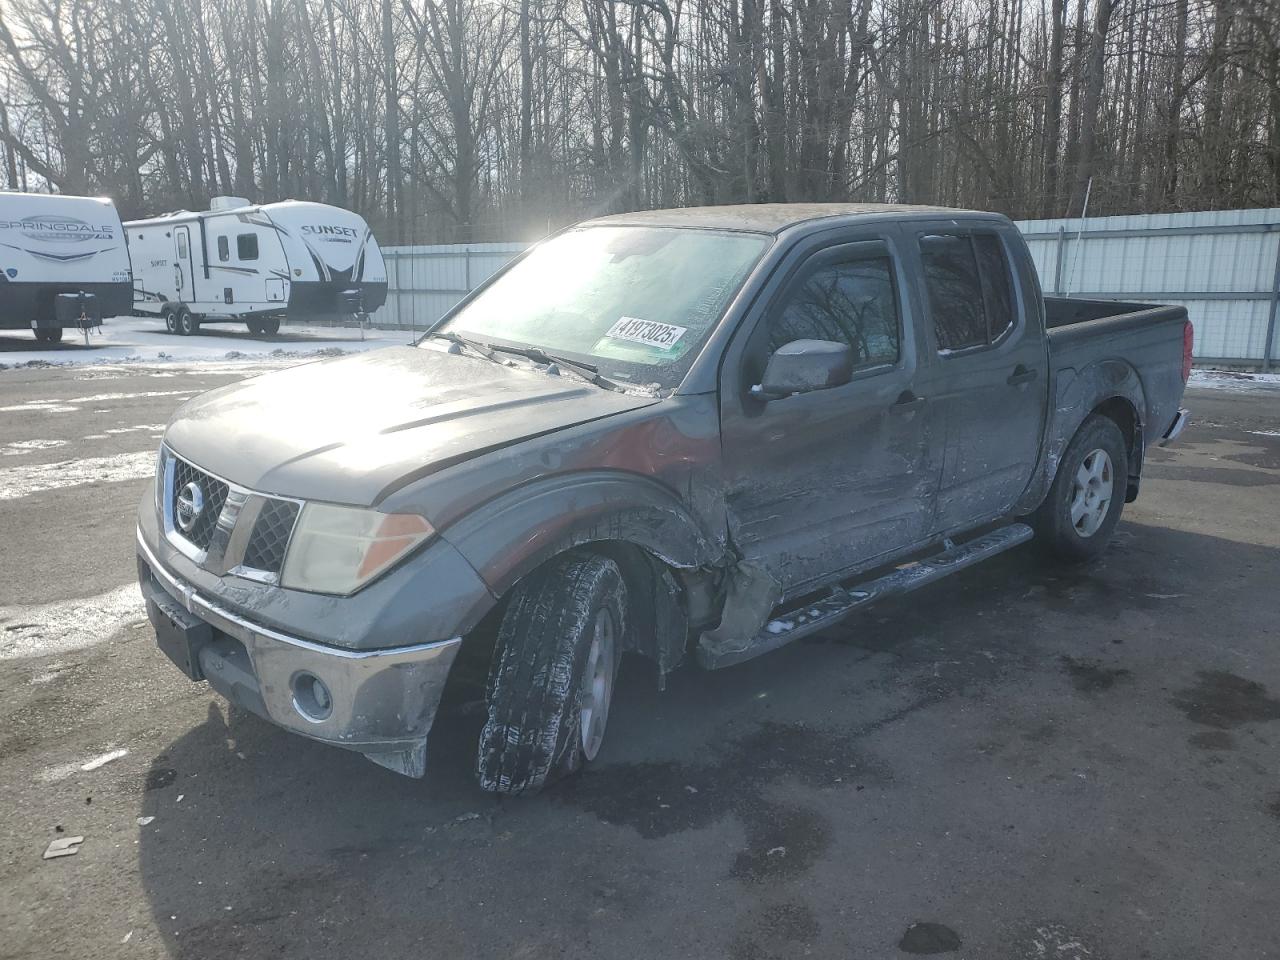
[174,226,196,302]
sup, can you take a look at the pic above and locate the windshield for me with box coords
[430,226,770,390]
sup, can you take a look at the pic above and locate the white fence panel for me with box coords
[1016,208,1280,367]
[377,209,1280,368]
[379,242,526,333]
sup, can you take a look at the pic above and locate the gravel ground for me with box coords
[1,364,1278,960]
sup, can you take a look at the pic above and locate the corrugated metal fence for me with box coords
[1018,208,1280,369]
[377,207,1280,369]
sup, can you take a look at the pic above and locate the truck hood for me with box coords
[164,346,661,506]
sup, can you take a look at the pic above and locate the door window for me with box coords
[176,232,189,258]
[237,234,259,261]
[217,236,230,262]
[768,255,901,369]
[919,232,1017,352]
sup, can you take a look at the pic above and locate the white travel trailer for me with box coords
[0,191,133,341]
[126,197,387,335]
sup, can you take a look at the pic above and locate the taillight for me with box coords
[1182,320,1193,383]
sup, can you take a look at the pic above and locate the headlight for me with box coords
[280,503,434,595]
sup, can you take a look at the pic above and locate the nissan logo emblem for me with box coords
[176,481,205,533]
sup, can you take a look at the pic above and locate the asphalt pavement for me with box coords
[1,362,1278,960]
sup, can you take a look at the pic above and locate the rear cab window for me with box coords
[918,231,1017,353]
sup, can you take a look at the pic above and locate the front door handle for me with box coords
[1007,364,1038,386]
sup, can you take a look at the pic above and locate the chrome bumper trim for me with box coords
[1160,407,1190,446]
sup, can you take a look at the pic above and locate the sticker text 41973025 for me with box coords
[604,317,688,350]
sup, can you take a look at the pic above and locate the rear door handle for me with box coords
[1007,365,1038,386]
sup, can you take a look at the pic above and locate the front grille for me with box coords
[171,457,229,550]
[242,498,300,574]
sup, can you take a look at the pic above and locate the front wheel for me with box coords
[1031,414,1128,562]
[176,308,199,337]
[477,553,626,795]
[163,308,179,334]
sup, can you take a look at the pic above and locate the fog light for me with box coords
[292,672,333,722]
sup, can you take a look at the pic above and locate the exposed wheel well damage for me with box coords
[463,540,699,687]
[1090,395,1144,501]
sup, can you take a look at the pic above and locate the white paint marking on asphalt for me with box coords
[1,439,67,456]
[0,583,145,661]
[81,748,129,771]
[0,450,155,500]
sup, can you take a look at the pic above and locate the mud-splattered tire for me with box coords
[477,553,626,795]
[1032,414,1128,562]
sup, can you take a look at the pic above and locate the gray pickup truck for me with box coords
[136,204,1191,793]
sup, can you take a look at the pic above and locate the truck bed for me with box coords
[1044,295,1189,447]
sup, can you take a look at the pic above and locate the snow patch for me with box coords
[0,583,145,660]
[0,450,155,500]
[0,319,397,372]
[1188,370,1280,393]
[2,438,67,456]
[1247,429,1280,437]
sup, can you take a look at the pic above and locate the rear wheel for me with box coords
[176,308,198,337]
[476,553,626,795]
[260,316,281,336]
[34,327,63,343]
[1031,414,1128,562]
[246,319,263,335]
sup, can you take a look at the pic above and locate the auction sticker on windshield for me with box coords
[605,317,688,350]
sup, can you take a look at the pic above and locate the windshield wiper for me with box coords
[485,343,626,393]
[430,330,501,363]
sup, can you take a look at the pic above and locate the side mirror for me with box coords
[753,339,854,399]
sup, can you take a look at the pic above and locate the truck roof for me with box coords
[581,202,994,234]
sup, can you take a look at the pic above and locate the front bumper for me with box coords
[137,530,462,777]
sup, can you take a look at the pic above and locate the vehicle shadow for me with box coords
[0,333,94,352]
[132,521,1280,959]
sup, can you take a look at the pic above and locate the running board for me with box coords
[697,523,1035,669]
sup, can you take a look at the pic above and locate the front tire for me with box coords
[1032,414,1128,562]
[477,553,627,795]
[163,308,179,334]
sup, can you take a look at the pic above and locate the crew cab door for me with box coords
[908,223,1048,532]
[719,233,936,595]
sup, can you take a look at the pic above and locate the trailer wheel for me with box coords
[246,319,263,335]
[261,317,280,336]
[163,308,179,335]
[176,308,199,337]
[476,552,626,795]
[1032,414,1128,562]
[34,327,63,343]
